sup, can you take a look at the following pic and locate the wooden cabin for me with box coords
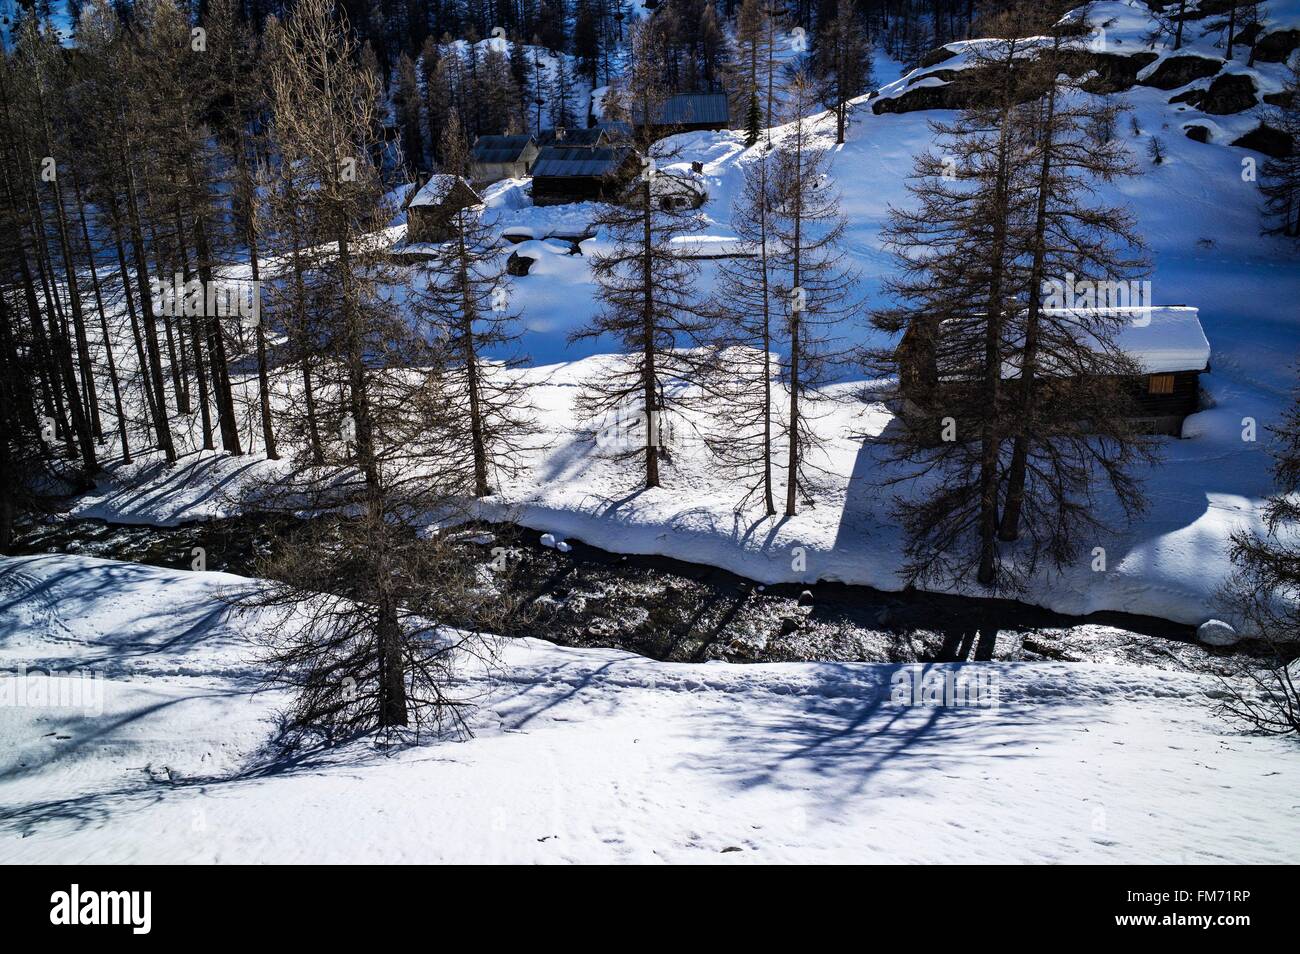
[1104,306,1211,434]
[404,174,482,243]
[896,306,1211,438]
[530,144,640,205]
[632,92,731,140]
[470,135,539,182]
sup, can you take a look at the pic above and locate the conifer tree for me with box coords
[409,202,533,498]
[1220,370,1300,735]
[708,145,781,513]
[248,0,508,735]
[813,0,874,144]
[768,71,858,516]
[571,30,711,490]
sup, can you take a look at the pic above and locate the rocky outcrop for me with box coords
[1055,50,1160,93]
[1139,54,1223,91]
[1183,123,1211,143]
[1169,73,1258,115]
[907,68,960,86]
[873,50,1161,115]
[918,45,960,68]
[872,80,972,115]
[506,251,535,276]
[1201,73,1260,114]
[1254,28,1300,63]
[1231,123,1292,158]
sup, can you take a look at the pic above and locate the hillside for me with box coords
[68,1,1300,631]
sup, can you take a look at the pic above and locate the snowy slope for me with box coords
[1,553,1296,864]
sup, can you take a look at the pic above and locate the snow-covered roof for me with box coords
[408,174,480,208]
[1046,306,1211,374]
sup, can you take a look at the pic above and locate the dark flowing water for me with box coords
[10,515,1232,668]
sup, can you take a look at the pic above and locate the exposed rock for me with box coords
[1056,50,1159,94]
[907,68,960,86]
[872,50,1161,115]
[919,44,960,68]
[1169,73,1257,115]
[778,616,800,636]
[1254,28,1300,63]
[1197,619,1240,647]
[1201,73,1258,114]
[798,589,814,606]
[1263,92,1291,108]
[871,80,970,114]
[1183,123,1211,144]
[1139,54,1222,91]
[1231,123,1292,158]
[506,251,535,276]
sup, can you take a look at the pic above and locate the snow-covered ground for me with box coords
[1,552,1295,864]
[63,337,1285,632]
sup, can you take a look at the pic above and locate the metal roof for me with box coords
[471,134,535,164]
[633,92,730,127]
[537,122,632,147]
[531,145,636,178]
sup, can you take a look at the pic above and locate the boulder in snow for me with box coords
[1139,55,1222,92]
[1197,619,1240,647]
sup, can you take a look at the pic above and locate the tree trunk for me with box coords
[72,169,131,464]
[457,212,491,496]
[174,203,215,450]
[785,118,805,518]
[124,154,177,463]
[641,179,660,489]
[187,164,242,456]
[1000,76,1059,543]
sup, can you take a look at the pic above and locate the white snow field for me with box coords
[1,553,1297,864]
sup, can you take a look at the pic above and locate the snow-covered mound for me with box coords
[1,553,1296,863]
